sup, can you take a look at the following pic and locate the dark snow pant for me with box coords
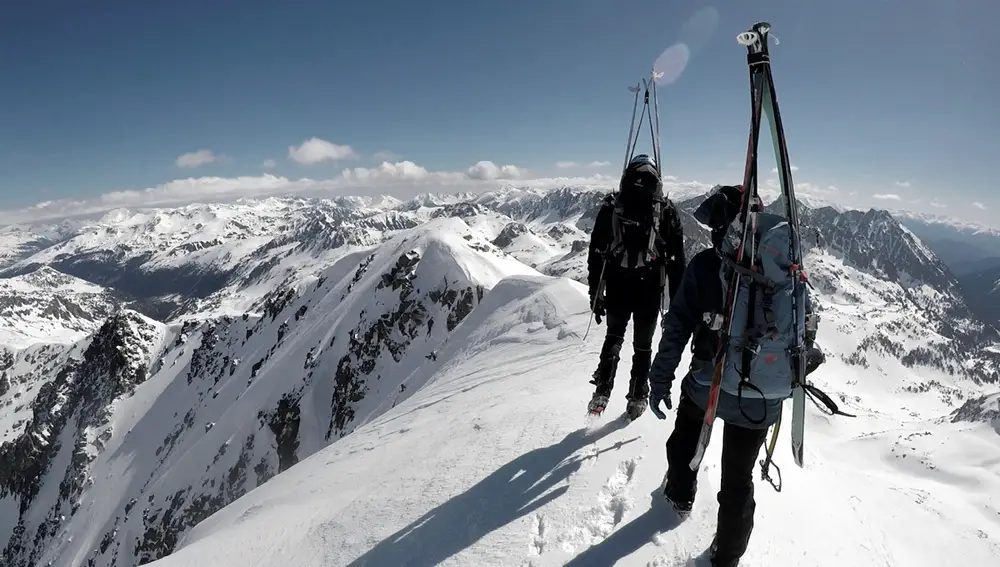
[592,277,662,401]
[664,389,768,567]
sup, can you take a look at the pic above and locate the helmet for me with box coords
[627,154,656,169]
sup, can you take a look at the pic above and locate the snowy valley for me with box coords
[0,185,998,566]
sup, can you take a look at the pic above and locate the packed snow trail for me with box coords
[150,274,1000,566]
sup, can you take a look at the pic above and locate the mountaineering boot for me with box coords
[660,469,694,519]
[587,360,615,416]
[625,367,650,421]
[663,488,693,518]
[708,536,740,567]
[587,393,609,416]
[625,397,647,420]
[709,536,740,567]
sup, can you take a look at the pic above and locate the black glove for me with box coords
[649,385,673,420]
[589,289,606,324]
[805,345,826,377]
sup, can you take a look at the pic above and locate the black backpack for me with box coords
[607,162,665,270]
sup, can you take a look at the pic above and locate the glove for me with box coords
[805,345,826,377]
[589,290,606,324]
[649,386,673,420]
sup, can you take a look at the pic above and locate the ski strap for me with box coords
[803,383,856,418]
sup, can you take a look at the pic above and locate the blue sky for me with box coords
[0,0,995,223]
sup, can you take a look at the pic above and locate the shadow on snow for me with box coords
[346,416,636,567]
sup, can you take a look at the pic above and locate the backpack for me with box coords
[607,162,665,270]
[711,211,808,403]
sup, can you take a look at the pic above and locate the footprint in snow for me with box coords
[528,512,547,555]
[557,456,642,552]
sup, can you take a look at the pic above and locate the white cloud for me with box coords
[873,193,902,200]
[973,202,987,210]
[175,149,223,168]
[556,161,578,169]
[769,165,799,174]
[930,201,947,208]
[894,180,912,188]
[8,156,979,228]
[341,160,466,184]
[288,137,357,164]
[587,160,611,168]
[0,159,554,224]
[261,159,277,169]
[467,161,523,180]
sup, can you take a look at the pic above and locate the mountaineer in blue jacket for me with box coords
[646,184,825,567]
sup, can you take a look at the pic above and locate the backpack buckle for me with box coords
[789,263,809,282]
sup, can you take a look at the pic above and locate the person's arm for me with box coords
[648,254,703,393]
[660,201,686,301]
[587,198,613,290]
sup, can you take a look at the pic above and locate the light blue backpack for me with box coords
[714,211,808,401]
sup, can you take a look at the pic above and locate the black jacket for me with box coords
[586,194,686,300]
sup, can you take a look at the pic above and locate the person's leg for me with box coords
[591,287,630,398]
[627,284,662,401]
[711,421,769,567]
[663,388,703,512]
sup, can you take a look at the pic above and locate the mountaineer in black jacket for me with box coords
[646,184,826,567]
[586,154,686,420]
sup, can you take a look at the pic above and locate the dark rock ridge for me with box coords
[950,393,1000,426]
[493,223,531,249]
[0,311,161,567]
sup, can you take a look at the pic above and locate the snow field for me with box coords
[150,272,1000,566]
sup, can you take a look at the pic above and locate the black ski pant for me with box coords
[593,278,662,401]
[664,388,768,567]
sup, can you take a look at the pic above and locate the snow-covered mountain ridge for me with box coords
[0,185,997,566]
[0,216,538,566]
[152,267,1000,567]
[2,185,987,333]
[0,266,124,348]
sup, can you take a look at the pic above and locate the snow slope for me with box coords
[0,266,122,348]
[0,216,542,567]
[150,271,1000,566]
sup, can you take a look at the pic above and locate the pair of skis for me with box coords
[687,22,809,481]
[582,70,664,345]
[623,71,664,177]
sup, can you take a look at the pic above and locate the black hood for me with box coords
[694,185,743,230]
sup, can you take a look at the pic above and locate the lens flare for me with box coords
[651,7,720,86]
[652,44,690,85]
